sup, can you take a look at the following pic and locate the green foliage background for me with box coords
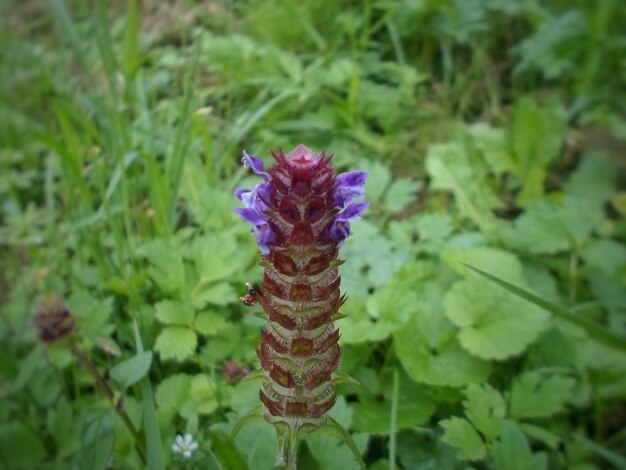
[1,0,625,468]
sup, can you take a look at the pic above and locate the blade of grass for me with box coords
[389,367,399,470]
[123,0,141,77]
[463,263,626,352]
[571,434,626,469]
[133,320,165,470]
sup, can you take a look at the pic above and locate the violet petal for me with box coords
[242,150,270,181]
[333,171,368,207]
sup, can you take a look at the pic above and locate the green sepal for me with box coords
[333,371,360,386]
[332,312,348,321]
[252,310,269,321]
[242,369,265,382]
[313,416,365,470]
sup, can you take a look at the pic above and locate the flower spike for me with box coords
[233,145,368,467]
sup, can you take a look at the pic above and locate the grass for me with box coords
[1,0,626,468]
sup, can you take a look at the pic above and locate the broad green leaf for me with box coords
[464,264,626,352]
[444,277,550,360]
[182,375,218,416]
[463,383,505,441]
[394,317,490,387]
[511,96,566,203]
[191,281,237,309]
[581,239,626,278]
[141,239,186,293]
[341,265,420,343]
[307,429,368,470]
[440,417,486,461]
[109,351,152,388]
[210,428,250,470]
[156,373,191,413]
[509,370,575,419]
[46,397,78,458]
[426,142,501,234]
[194,310,229,335]
[361,160,391,202]
[155,326,197,361]
[190,232,251,284]
[442,246,523,283]
[232,423,277,470]
[352,371,435,434]
[0,421,47,467]
[468,123,512,175]
[519,423,561,450]
[382,178,421,213]
[415,212,454,254]
[491,421,547,470]
[80,409,116,470]
[155,300,195,326]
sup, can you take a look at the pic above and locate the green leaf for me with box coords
[509,370,575,419]
[491,421,547,470]
[426,142,501,234]
[210,428,250,470]
[394,317,490,387]
[519,423,561,450]
[468,123,512,175]
[155,300,195,326]
[194,310,229,335]
[571,434,626,469]
[440,417,486,461]
[156,373,191,413]
[191,282,237,309]
[463,264,626,352]
[382,178,421,213]
[190,232,251,284]
[309,417,368,470]
[0,421,47,467]
[141,239,186,294]
[122,0,140,76]
[80,409,116,470]
[133,320,165,470]
[155,326,197,361]
[362,160,391,202]
[181,375,218,416]
[109,351,153,388]
[352,372,435,434]
[444,276,550,360]
[463,383,505,441]
[511,96,566,203]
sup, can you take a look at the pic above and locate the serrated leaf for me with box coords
[361,160,391,202]
[468,123,512,175]
[156,373,191,413]
[155,300,195,326]
[155,327,197,361]
[141,239,186,294]
[511,96,566,203]
[491,421,547,470]
[394,316,490,387]
[194,311,229,335]
[191,282,236,309]
[109,351,153,388]
[190,231,251,284]
[440,417,486,461]
[463,383,505,441]
[509,370,575,419]
[444,277,550,360]
[183,375,218,416]
[426,142,501,234]
[382,178,421,213]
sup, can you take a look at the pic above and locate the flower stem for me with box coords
[70,343,147,464]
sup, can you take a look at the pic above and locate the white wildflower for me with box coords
[171,433,198,460]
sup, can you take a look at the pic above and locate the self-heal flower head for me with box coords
[234,144,368,455]
[171,433,198,460]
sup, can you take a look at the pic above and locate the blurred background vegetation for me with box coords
[1,0,625,468]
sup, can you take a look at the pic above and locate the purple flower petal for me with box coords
[233,207,275,254]
[333,171,368,207]
[338,201,370,222]
[234,207,266,226]
[242,150,270,181]
[329,201,370,245]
